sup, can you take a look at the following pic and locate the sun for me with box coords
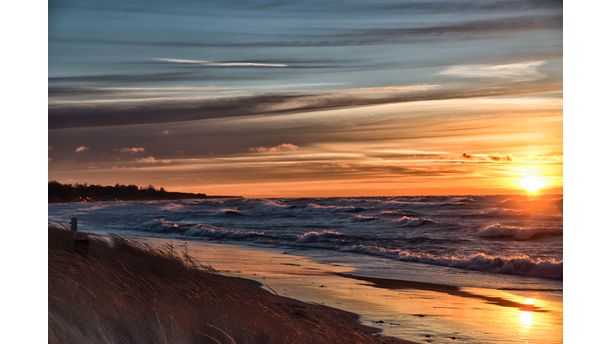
[517,175,547,193]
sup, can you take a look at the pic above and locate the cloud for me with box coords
[150,57,288,68]
[49,83,560,129]
[439,61,547,82]
[462,153,512,161]
[115,146,145,154]
[250,143,299,153]
[488,154,513,161]
[75,146,90,153]
[362,0,562,12]
[63,15,560,48]
[136,156,171,164]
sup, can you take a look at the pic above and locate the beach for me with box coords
[140,237,563,344]
[48,226,408,344]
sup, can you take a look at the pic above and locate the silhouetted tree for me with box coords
[47,181,217,203]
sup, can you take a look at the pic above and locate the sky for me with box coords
[48,0,562,197]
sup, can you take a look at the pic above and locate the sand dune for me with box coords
[48,226,409,344]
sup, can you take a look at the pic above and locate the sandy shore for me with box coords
[48,226,409,344]
[136,236,562,344]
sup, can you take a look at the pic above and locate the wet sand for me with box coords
[138,237,563,344]
[335,273,546,312]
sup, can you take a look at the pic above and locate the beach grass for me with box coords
[48,226,408,344]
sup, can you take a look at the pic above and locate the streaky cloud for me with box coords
[52,15,561,49]
[150,57,289,68]
[115,147,146,154]
[48,83,558,129]
[439,61,547,82]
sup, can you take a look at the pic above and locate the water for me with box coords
[48,195,562,281]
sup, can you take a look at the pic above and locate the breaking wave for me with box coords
[391,216,434,227]
[219,208,242,216]
[294,230,344,243]
[184,224,266,240]
[477,224,563,241]
[160,203,184,211]
[478,207,526,217]
[353,214,378,222]
[341,245,562,280]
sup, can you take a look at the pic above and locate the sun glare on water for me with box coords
[517,175,547,193]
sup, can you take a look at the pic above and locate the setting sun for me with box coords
[518,175,547,193]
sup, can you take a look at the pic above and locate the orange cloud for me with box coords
[462,153,512,161]
[250,143,299,153]
[116,147,145,154]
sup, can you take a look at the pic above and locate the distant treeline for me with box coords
[49,181,239,203]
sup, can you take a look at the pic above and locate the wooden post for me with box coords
[70,217,78,251]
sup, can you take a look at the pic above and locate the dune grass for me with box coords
[48,226,408,344]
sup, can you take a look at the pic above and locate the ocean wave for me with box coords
[341,245,562,280]
[478,207,526,217]
[258,199,289,208]
[307,203,339,209]
[477,224,563,241]
[377,209,423,217]
[294,230,344,243]
[408,196,474,205]
[153,218,181,231]
[477,207,562,221]
[219,208,242,215]
[160,203,184,211]
[307,203,365,213]
[447,196,475,203]
[353,214,378,222]
[183,224,266,240]
[76,204,111,212]
[391,216,434,227]
[152,222,345,245]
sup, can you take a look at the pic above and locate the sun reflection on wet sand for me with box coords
[520,310,533,329]
[519,298,535,329]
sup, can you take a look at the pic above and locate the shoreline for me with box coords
[48,226,410,344]
[335,273,547,312]
[135,235,563,344]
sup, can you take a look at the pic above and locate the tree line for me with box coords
[48,181,214,203]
